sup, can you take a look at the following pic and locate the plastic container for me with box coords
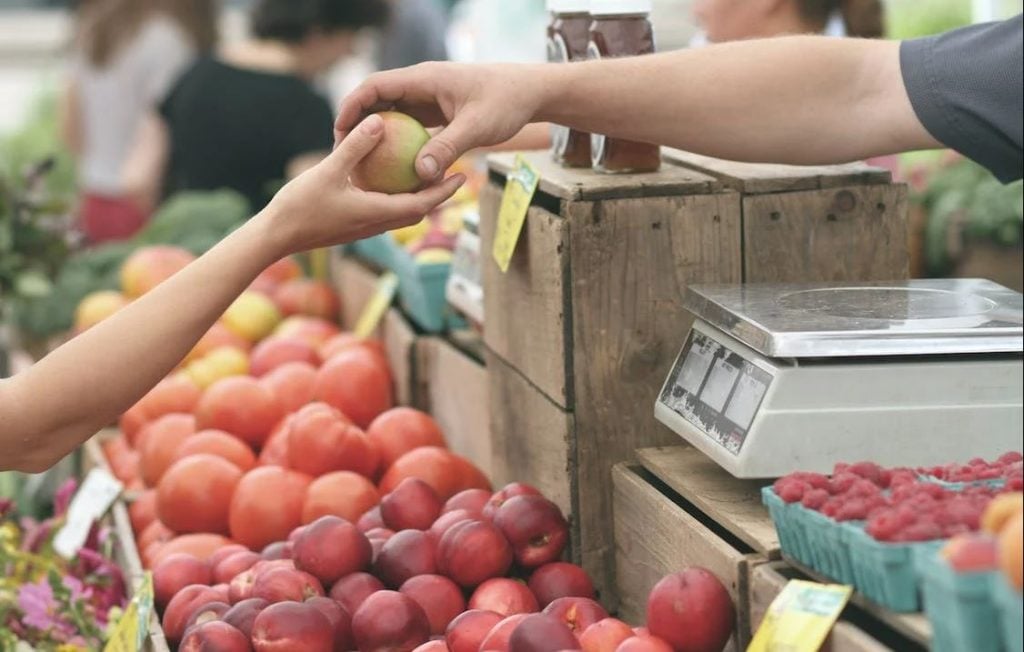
[992,574,1024,652]
[918,549,1002,652]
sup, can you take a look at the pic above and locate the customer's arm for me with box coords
[0,115,465,473]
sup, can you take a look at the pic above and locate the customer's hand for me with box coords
[334,62,543,183]
[263,114,466,256]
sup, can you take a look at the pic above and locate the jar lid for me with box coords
[547,0,589,12]
[589,0,652,14]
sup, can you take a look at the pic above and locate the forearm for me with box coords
[0,211,282,472]
[535,36,938,165]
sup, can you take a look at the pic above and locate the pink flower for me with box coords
[18,579,67,633]
[54,479,78,517]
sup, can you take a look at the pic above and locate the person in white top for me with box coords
[60,0,217,244]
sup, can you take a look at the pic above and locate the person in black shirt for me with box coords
[123,0,389,212]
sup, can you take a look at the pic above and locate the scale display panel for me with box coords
[659,329,774,455]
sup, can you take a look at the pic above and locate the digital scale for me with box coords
[446,209,484,328]
[655,279,1024,478]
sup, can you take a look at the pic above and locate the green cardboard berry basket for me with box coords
[992,573,1024,652]
[918,547,1002,652]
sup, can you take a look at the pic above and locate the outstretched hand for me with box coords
[333,62,542,184]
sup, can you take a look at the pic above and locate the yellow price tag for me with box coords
[354,272,398,339]
[492,154,540,273]
[104,572,154,652]
[747,580,852,652]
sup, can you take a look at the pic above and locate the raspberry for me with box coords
[800,488,830,511]
[1007,477,1024,491]
[895,521,943,542]
[849,462,885,486]
[821,498,843,518]
[849,479,882,498]
[942,523,970,538]
[998,452,1023,465]
[836,498,870,521]
[968,457,988,467]
[833,462,851,476]
[978,468,1001,480]
[800,473,831,491]
[775,479,810,503]
[829,473,860,495]
[866,510,903,541]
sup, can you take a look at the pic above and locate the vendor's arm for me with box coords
[336,16,1022,183]
[0,115,464,473]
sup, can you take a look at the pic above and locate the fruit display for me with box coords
[0,480,129,650]
[764,453,1023,611]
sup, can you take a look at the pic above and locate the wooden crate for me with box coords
[749,562,928,651]
[329,251,419,406]
[480,150,907,605]
[612,463,764,651]
[415,335,492,477]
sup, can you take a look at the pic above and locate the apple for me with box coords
[365,527,396,541]
[358,506,386,532]
[374,529,438,588]
[381,478,443,531]
[444,489,492,518]
[223,598,269,639]
[208,544,250,569]
[330,572,385,616]
[615,636,674,652]
[528,563,596,608]
[646,569,734,652]
[352,112,431,194]
[437,520,513,588]
[469,578,539,616]
[479,613,530,652]
[543,597,608,636]
[580,619,634,652]
[252,601,334,651]
[445,609,504,652]
[352,590,432,652]
[483,483,542,520]
[251,567,325,603]
[493,496,569,568]
[261,542,291,561]
[294,515,373,585]
[412,641,449,652]
[428,509,474,543]
[307,596,355,652]
[399,574,467,635]
[153,554,212,610]
[508,613,581,652]
[213,551,261,585]
[183,601,231,634]
[162,585,225,646]
[180,621,251,652]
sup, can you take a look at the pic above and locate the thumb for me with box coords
[415,116,479,182]
[326,114,385,173]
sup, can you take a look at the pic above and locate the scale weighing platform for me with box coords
[655,279,1023,478]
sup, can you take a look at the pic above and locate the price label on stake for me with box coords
[492,154,540,273]
[53,468,122,559]
[747,579,852,652]
[354,272,399,338]
[104,573,154,652]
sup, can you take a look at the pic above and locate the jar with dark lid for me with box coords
[587,0,660,173]
[547,0,593,168]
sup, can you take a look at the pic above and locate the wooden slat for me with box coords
[636,446,779,556]
[613,464,761,650]
[487,150,717,201]
[749,563,895,652]
[382,307,416,407]
[742,184,909,283]
[663,148,892,194]
[331,252,377,332]
[480,183,573,407]
[484,348,574,527]
[417,337,492,477]
[568,192,743,609]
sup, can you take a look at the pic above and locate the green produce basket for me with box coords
[918,548,1002,652]
[763,487,811,565]
[993,574,1024,652]
[389,244,465,333]
[348,234,396,270]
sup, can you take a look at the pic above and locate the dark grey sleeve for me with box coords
[900,15,1023,183]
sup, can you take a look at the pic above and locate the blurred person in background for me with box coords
[690,0,884,44]
[376,0,449,70]
[60,0,217,243]
[123,0,389,213]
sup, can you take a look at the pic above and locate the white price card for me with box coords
[53,468,123,559]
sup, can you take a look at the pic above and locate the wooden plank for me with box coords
[331,251,378,332]
[613,464,761,650]
[418,337,492,477]
[636,446,779,556]
[487,150,718,201]
[382,307,417,406]
[480,182,573,407]
[742,184,909,283]
[749,563,895,652]
[663,148,892,194]
[784,555,932,646]
[568,192,743,611]
[485,348,575,528]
